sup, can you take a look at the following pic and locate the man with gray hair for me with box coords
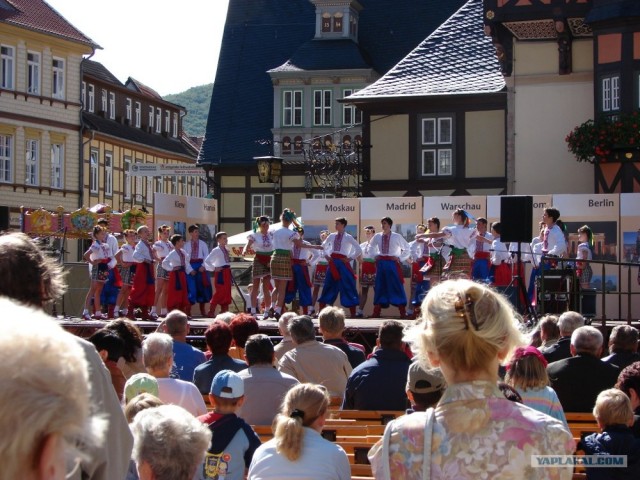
[602,325,640,370]
[274,312,296,362]
[542,311,585,363]
[278,315,352,400]
[319,306,365,368]
[131,404,211,480]
[547,326,619,412]
[161,309,206,382]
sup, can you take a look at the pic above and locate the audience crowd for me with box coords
[1,231,639,479]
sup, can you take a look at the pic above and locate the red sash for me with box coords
[328,253,355,280]
[255,252,272,266]
[474,251,490,260]
[376,255,405,284]
[291,258,312,287]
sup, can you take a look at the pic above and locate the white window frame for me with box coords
[146,172,153,204]
[312,193,335,199]
[27,51,40,95]
[104,152,113,196]
[135,101,141,127]
[125,98,132,122]
[89,149,99,194]
[155,108,162,133]
[0,134,12,183]
[283,90,303,127]
[602,75,620,112]
[88,84,95,112]
[1,45,15,90]
[164,111,170,133]
[135,160,143,197]
[251,194,275,219]
[25,139,39,186]
[420,115,454,177]
[342,89,362,125]
[172,112,178,137]
[81,81,86,108]
[101,89,107,113]
[109,92,115,119]
[148,106,154,129]
[124,157,132,200]
[156,176,163,195]
[50,143,64,188]
[51,57,65,100]
[314,89,332,126]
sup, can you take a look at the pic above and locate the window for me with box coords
[251,194,274,219]
[165,111,170,133]
[342,135,352,153]
[126,98,132,121]
[171,175,177,194]
[1,45,14,90]
[342,89,362,125]
[146,173,153,204]
[27,52,40,95]
[104,152,113,196]
[101,89,107,113]
[283,90,302,126]
[109,92,115,119]
[88,84,95,112]
[25,139,39,186]
[81,82,86,108]
[148,106,154,129]
[602,75,620,112]
[50,143,64,188]
[282,136,292,155]
[89,149,98,193]
[135,160,143,197]
[293,136,303,154]
[0,134,12,183]
[420,116,454,177]
[350,15,357,36]
[156,176,163,195]
[124,157,131,199]
[52,57,65,100]
[322,13,331,32]
[155,108,161,133]
[314,89,332,126]
[312,193,335,199]
[135,102,141,127]
[172,112,178,137]
[333,13,343,32]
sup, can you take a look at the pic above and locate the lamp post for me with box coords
[254,156,283,193]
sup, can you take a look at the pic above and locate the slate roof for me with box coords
[126,77,163,100]
[349,0,505,100]
[199,0,466,166]
[83,59,123,86]
[83,112,198,159]
[269,39,373,72]
[586,0,640,23]
[0,0,98,48]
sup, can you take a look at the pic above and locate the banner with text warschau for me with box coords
[422,196,486,230]
[153,193,219,251]
[301,198,360,244]
[620,193,640,320]
[487,195,553,237]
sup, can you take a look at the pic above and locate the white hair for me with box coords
[214,312,236,324]
[571,326,603,356]
[143,332,173,370]
[0,298,103,479]
[278,312,297,336]
[131,404,212,480]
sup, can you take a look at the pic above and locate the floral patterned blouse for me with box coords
[369,381,575,480]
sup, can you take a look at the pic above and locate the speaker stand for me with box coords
[505,245,538,325]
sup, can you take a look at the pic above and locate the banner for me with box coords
[301,198,360,244]
[154,193,218,250]
[359,197,423,243]
[423,196,486,229]
[130,164,205,177]
[486,195,553,239]
[620,193,640,319]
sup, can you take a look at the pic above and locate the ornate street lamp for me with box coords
[255,156,283,192]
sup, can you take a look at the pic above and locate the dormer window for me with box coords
[333,13,343,32]
[313,1,360,41]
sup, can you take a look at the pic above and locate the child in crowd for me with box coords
[88,328,126,399]
[162,234,193,315]
[581,388,640,479]
[198,370,261,480]
[115,229,138,317]
[83,225,117,320]
[123,372,160,405]
[205,232,233,317]
[405,361,446,412]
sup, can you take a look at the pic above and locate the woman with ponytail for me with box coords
[248,383,350,479]
[243,215,274,318]
[576,225,594,289]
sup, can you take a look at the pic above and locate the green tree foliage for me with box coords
[164,84,212,138]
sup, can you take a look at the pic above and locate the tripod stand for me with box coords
[504,243,537,323]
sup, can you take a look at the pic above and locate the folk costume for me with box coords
[370,231,410,318]
[247,229,274,279]
[284,240,318,313]
[318,230,362,315]
[270,227,300,281]
[360,239,378,288]
[491,237,511,287]
[185,238,213,314]
[576,241,593,287]
[204,244,233,315]
[162,248,193,313]
[153,239,173,281]
[128,239,156,319]
[472,231,493,281]
[441,224,476,279]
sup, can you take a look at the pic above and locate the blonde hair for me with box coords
[274,384,329,461]
[0,299,103,479]
[125,393,164,423]
[318,306,345,335]
[593,389,633,427]
[505,354,549,391]
[417,279,525,375]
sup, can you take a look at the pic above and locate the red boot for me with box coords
[207,304,217,318]
[199,303,207,317]
[398,305,407,319]
[369,305,382,319]
[349,306,356,318]
[107,305,115,319]
[141,307,150,321]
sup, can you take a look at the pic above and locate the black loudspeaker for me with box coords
[0,206,9,231]
[500,196,533,243]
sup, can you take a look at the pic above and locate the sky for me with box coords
[45,0,230,96]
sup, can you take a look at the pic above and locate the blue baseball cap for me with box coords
[210,369,244,398]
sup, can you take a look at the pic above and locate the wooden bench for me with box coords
[329,409,405,425]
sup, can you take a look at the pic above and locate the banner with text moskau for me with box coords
[301,198,360,244]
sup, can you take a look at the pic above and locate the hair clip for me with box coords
[290,409,305,420]
[456,293,480,331]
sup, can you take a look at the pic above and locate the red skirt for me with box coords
[211,267,232,306]
[167,269,189,311]
[493,263,511,287]
[360,260,376,287]
[129,262,155,307]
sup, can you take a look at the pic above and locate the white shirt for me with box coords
[291,240,318,262]
[272,226,300,251]
[155,378,207,417]
[543,224,567,257]
[360,240,378,261]
[105,233,119,257]
[132,240,154,263]
[491,238,510,265]
[88,241,117,269]
[409,239,426,261]
[577,242,593,261]
[184,239,209,261]
[475,231,494,253]
[370,232,410,262]
[161,248,193,274]
[248,427,351,480]
[531,238,544,266]
[118,243,136,263]
[509,241,533,263]
[322,231,362,260]
[247,230,274,252]
[442,225,477,257]
[153,240,173,259]
[204,246,230,271]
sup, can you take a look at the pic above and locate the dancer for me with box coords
[311,230,330,314]
[356,225,377,318]
[152,225,172,320]
[114,229,137,317]
[162,234,193,314]
[128,225,156,321]
[472,217,493,282]
[184,224,213,317]
[204,232,233,317]
[417,209,477,279]
[369,217,410,319]
[318,217,362,318]
[271,209,321,319]
[82,225,117,320]
[406,224,427,319]
[528,221,546,303]
[285,227,319,315]
[411,217,445,314]
[490,222,511,287]
[576,225,594,289]
[541,207,568,264]
[243,216,273,317]
[96,218,121,318]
